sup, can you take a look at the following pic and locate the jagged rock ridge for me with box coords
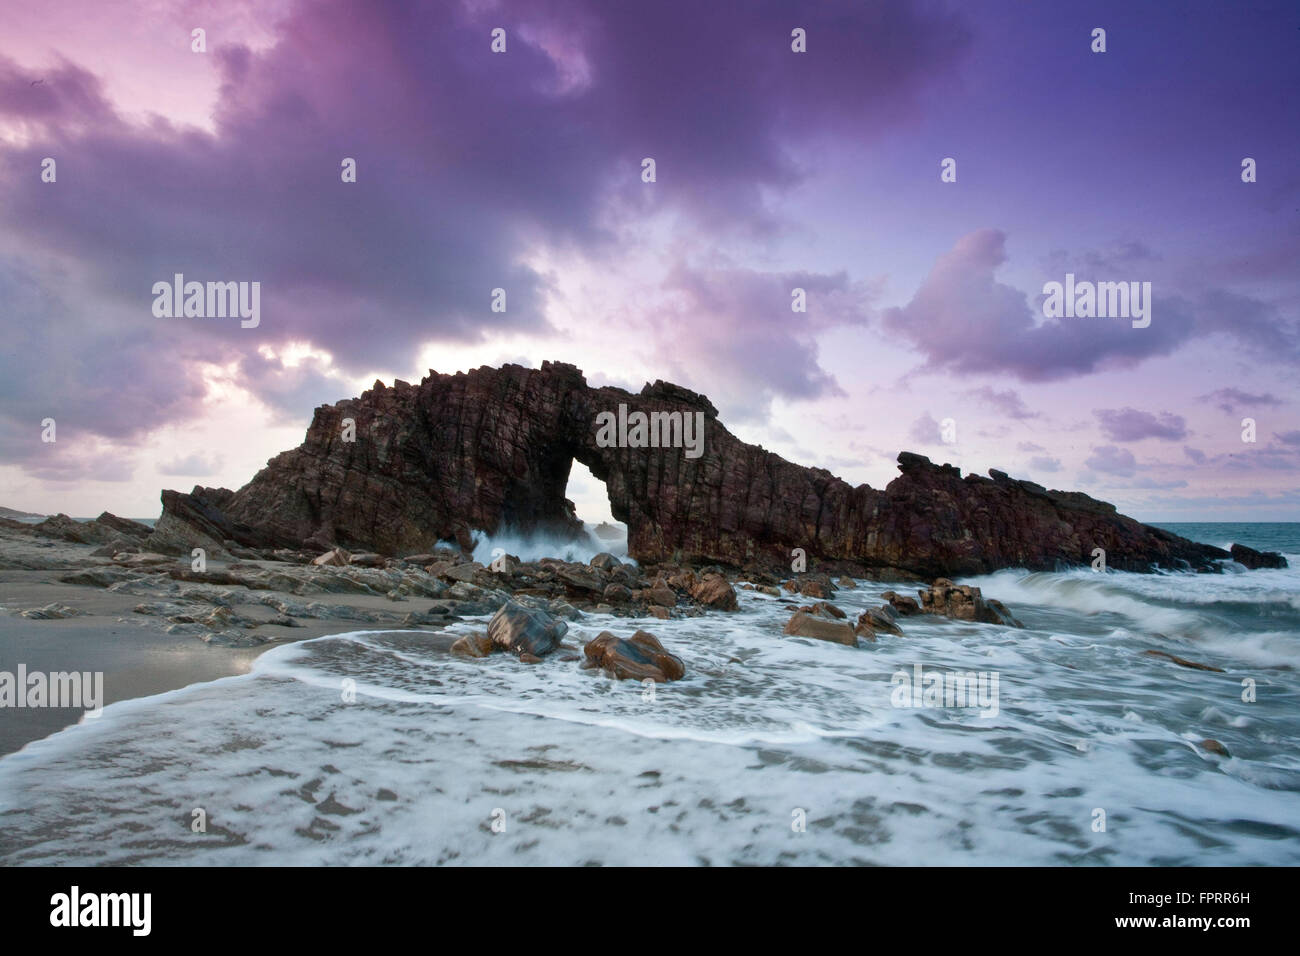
[152,362,1281,577]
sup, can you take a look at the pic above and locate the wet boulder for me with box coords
[783,610,857,646]
[881,590,922,615]
[691,573,738,611]
[487,601,568,658]
[583,629,685,682]
[450,632,495,659]
[856,604,903,638]
[602,583,633,604]
[918,579,1022,627]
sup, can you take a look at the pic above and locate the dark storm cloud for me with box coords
[0,0,972,460]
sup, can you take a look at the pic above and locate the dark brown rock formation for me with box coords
[1229,543,1288,569]
[151,362,1265,577]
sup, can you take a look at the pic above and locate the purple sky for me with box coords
[1,0,1297,522]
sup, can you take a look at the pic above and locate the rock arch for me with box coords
[153,361,1240,576]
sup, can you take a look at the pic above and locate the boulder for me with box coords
[486,601,568,658]
[667,569,698,592]
[802,600,846,619]
[646,586,677,608]
[881,590,921,615]
[782,610,857,646]
[796,577,836,599]
[441,561,485,584]
[312,548,351,567]
[602,583,632,604]
[855,604,903,638]
[450,632,495,659]
[583,630,685,682]
[918,578,1022,627]
[557,565,604,594]
[691,573,739,611]
[590,552,622,571]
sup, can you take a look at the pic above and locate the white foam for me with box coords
[1,574,1297,865]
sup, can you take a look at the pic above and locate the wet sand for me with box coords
[0,550,447,756]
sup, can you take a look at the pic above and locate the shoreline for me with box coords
[0,580,397,756]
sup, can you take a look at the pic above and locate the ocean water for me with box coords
[0,525,1297,865]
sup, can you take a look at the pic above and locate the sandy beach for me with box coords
[0,529,469,755]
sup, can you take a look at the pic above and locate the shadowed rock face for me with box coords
[153,361,1258,577]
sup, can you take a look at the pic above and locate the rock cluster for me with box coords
[450,604,687,682]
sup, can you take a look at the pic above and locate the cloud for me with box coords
[1084,445,1138,477]
[233,351,353,422]
[1127,477,1189,490]
[909,412,942,444]
[1028,456,1061,473]
[882,229,1298,382]
[0,257,209,470]
[158,452,224,476]
[1274,431,1300,447]
[1184,446,1207,464]
[1196,388,1285,414]
[1041,239,1159,275]
[647,262,875,421]
[1017,441,1045,452]
[0,0,971,459]
[966,386,1039,420]
[1094,407,1188,442]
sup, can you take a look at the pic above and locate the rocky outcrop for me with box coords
[1229,543,1288,570]
[150,362,1250,577]
[25,512,153,546]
